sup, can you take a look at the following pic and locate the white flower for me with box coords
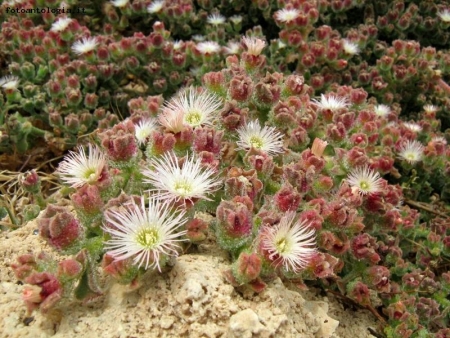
[242,36,266,56]
[223,41,241,55]
[438,9,450,22]
[196,41,221,55]
[143,153,221,204]
[207,13,226,25]
[229,15,243,25]
[172,40,184,50]
[342,39,360,55]
[260,212,317,273]
[57,144,107,188]
[103,196,187,271]
[147,0,164,14]
[423,104,438,113]
[159,87,222,132]
[311,94,349,111]
[0,75,20,90]
[71,37,98,55]
[192,35,205,42]
[277,39,286,49]
[274,8,300,23]
[399,140,424,164]
[135,119,157,146]
[51,17,73,32]
[403,122,422,133]
[111,0,129,7]
[236,120,284,155]
[347,165,383,195]
[374,104,390,117]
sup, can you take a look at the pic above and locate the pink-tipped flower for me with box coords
[142,152,222,204]
[103,196,187,272]
[346,165,383,195]
[72,37,98,55]
[236,120,284,155]
[259,212,317,273]
[56,144,107,188]
[311,138,328,157]
[159,87,222,133]
[241,36,266,56]
[311,94,349,111]
[399,140,424,164]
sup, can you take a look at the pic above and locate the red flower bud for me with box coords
[100,120,138,161]
[24,272,63,313]
[232,252,262,284]
[351,233,380,264]
[274,184,301,212]
[186,218,209,242]
[58,259,83,278]
[38,205,84,251]
[229,74,253,101]
[71,184,104,215]
[346,281,371,306]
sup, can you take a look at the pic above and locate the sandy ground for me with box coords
[0,219,380,338]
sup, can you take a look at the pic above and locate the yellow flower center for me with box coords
[359,181,369,190]
[276,238,288,253]
[174,180,192,196]
[185,110,202,126]
[84,168,98,183]
[249,136,264,149]
[136,228,159,248]
[406,153,416,161]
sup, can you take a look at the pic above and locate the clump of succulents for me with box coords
[10,36,450,337]
[2,1,450,337]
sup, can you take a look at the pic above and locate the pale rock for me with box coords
[228,309,265,338]
[304,301,339,338]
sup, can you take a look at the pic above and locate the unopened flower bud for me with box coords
[65,113,80,132]
[20,169,41,194]
[38,205,84,251]
[230,74,253,101]
[84,93,99,109]
[23,272,63,312]
[65,88,82,107]
[57,259,83,278]
[186,218,208,242]
[216,196,253,251]
[71,184,104,215]
[274,184,301,212]
[231,252,262,284]
[100,120,138,162]
[346,280,371,306]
